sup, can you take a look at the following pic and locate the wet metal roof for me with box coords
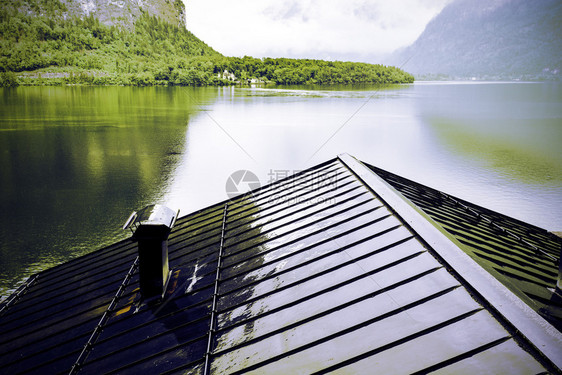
[1,154,561,374]
[366,160,562,331]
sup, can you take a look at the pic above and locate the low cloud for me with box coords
[184,0,453,62]
[263,1,309,22]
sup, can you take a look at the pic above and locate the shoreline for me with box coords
[2,70,416,87]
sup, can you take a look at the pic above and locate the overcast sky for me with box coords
[182,0,453,63]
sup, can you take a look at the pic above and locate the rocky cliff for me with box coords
[12,0,186,29]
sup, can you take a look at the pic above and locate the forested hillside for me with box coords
[215,56,413,86]
[0,0,414,86]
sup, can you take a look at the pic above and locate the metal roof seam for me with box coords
[0,315,102,364]
[224,188,368,239]
[0,289,118,340]
[374,165,559,238]
[69,256,140,374]
[219,205,386,265]
[222,197,379,251]
[15,241,137,293]
[224,159,340,206]
[226,290,479,375]
[224,181,364,231]
[217,231,413,303]
[8,255,140,311]
[203,203,229,375]
[28,238,135,283]
[214,253,436,337]
[227,168,351,216]
[308,309,493,375]
[221,259,443,322]
[212,268,452,359]
[219,213,395,278]
[0,274,38,317]
[394,336,513,375]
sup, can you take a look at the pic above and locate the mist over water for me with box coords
[1,82,561,298]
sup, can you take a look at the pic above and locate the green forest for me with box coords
[0,1,414,87]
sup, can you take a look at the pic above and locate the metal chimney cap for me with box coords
[123,204,179,233]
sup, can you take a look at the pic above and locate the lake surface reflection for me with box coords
[1,82,561,297]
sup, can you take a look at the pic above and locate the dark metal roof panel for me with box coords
[338,153,561,370]
[0,156,559,374]
[365,159,562,331]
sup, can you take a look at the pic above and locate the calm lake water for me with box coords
[1,82,561,298]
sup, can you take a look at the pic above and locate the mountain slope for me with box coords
[390,0,562,79]
[5,0,185,29]
[0,0,221,83]
[0,0,414,86]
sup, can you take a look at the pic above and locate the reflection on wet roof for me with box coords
[1,155,561,374]
[367,162,562,332]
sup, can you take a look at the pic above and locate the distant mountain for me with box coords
[389,0,562,80]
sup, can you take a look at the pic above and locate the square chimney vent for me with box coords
[123,204,179,300]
